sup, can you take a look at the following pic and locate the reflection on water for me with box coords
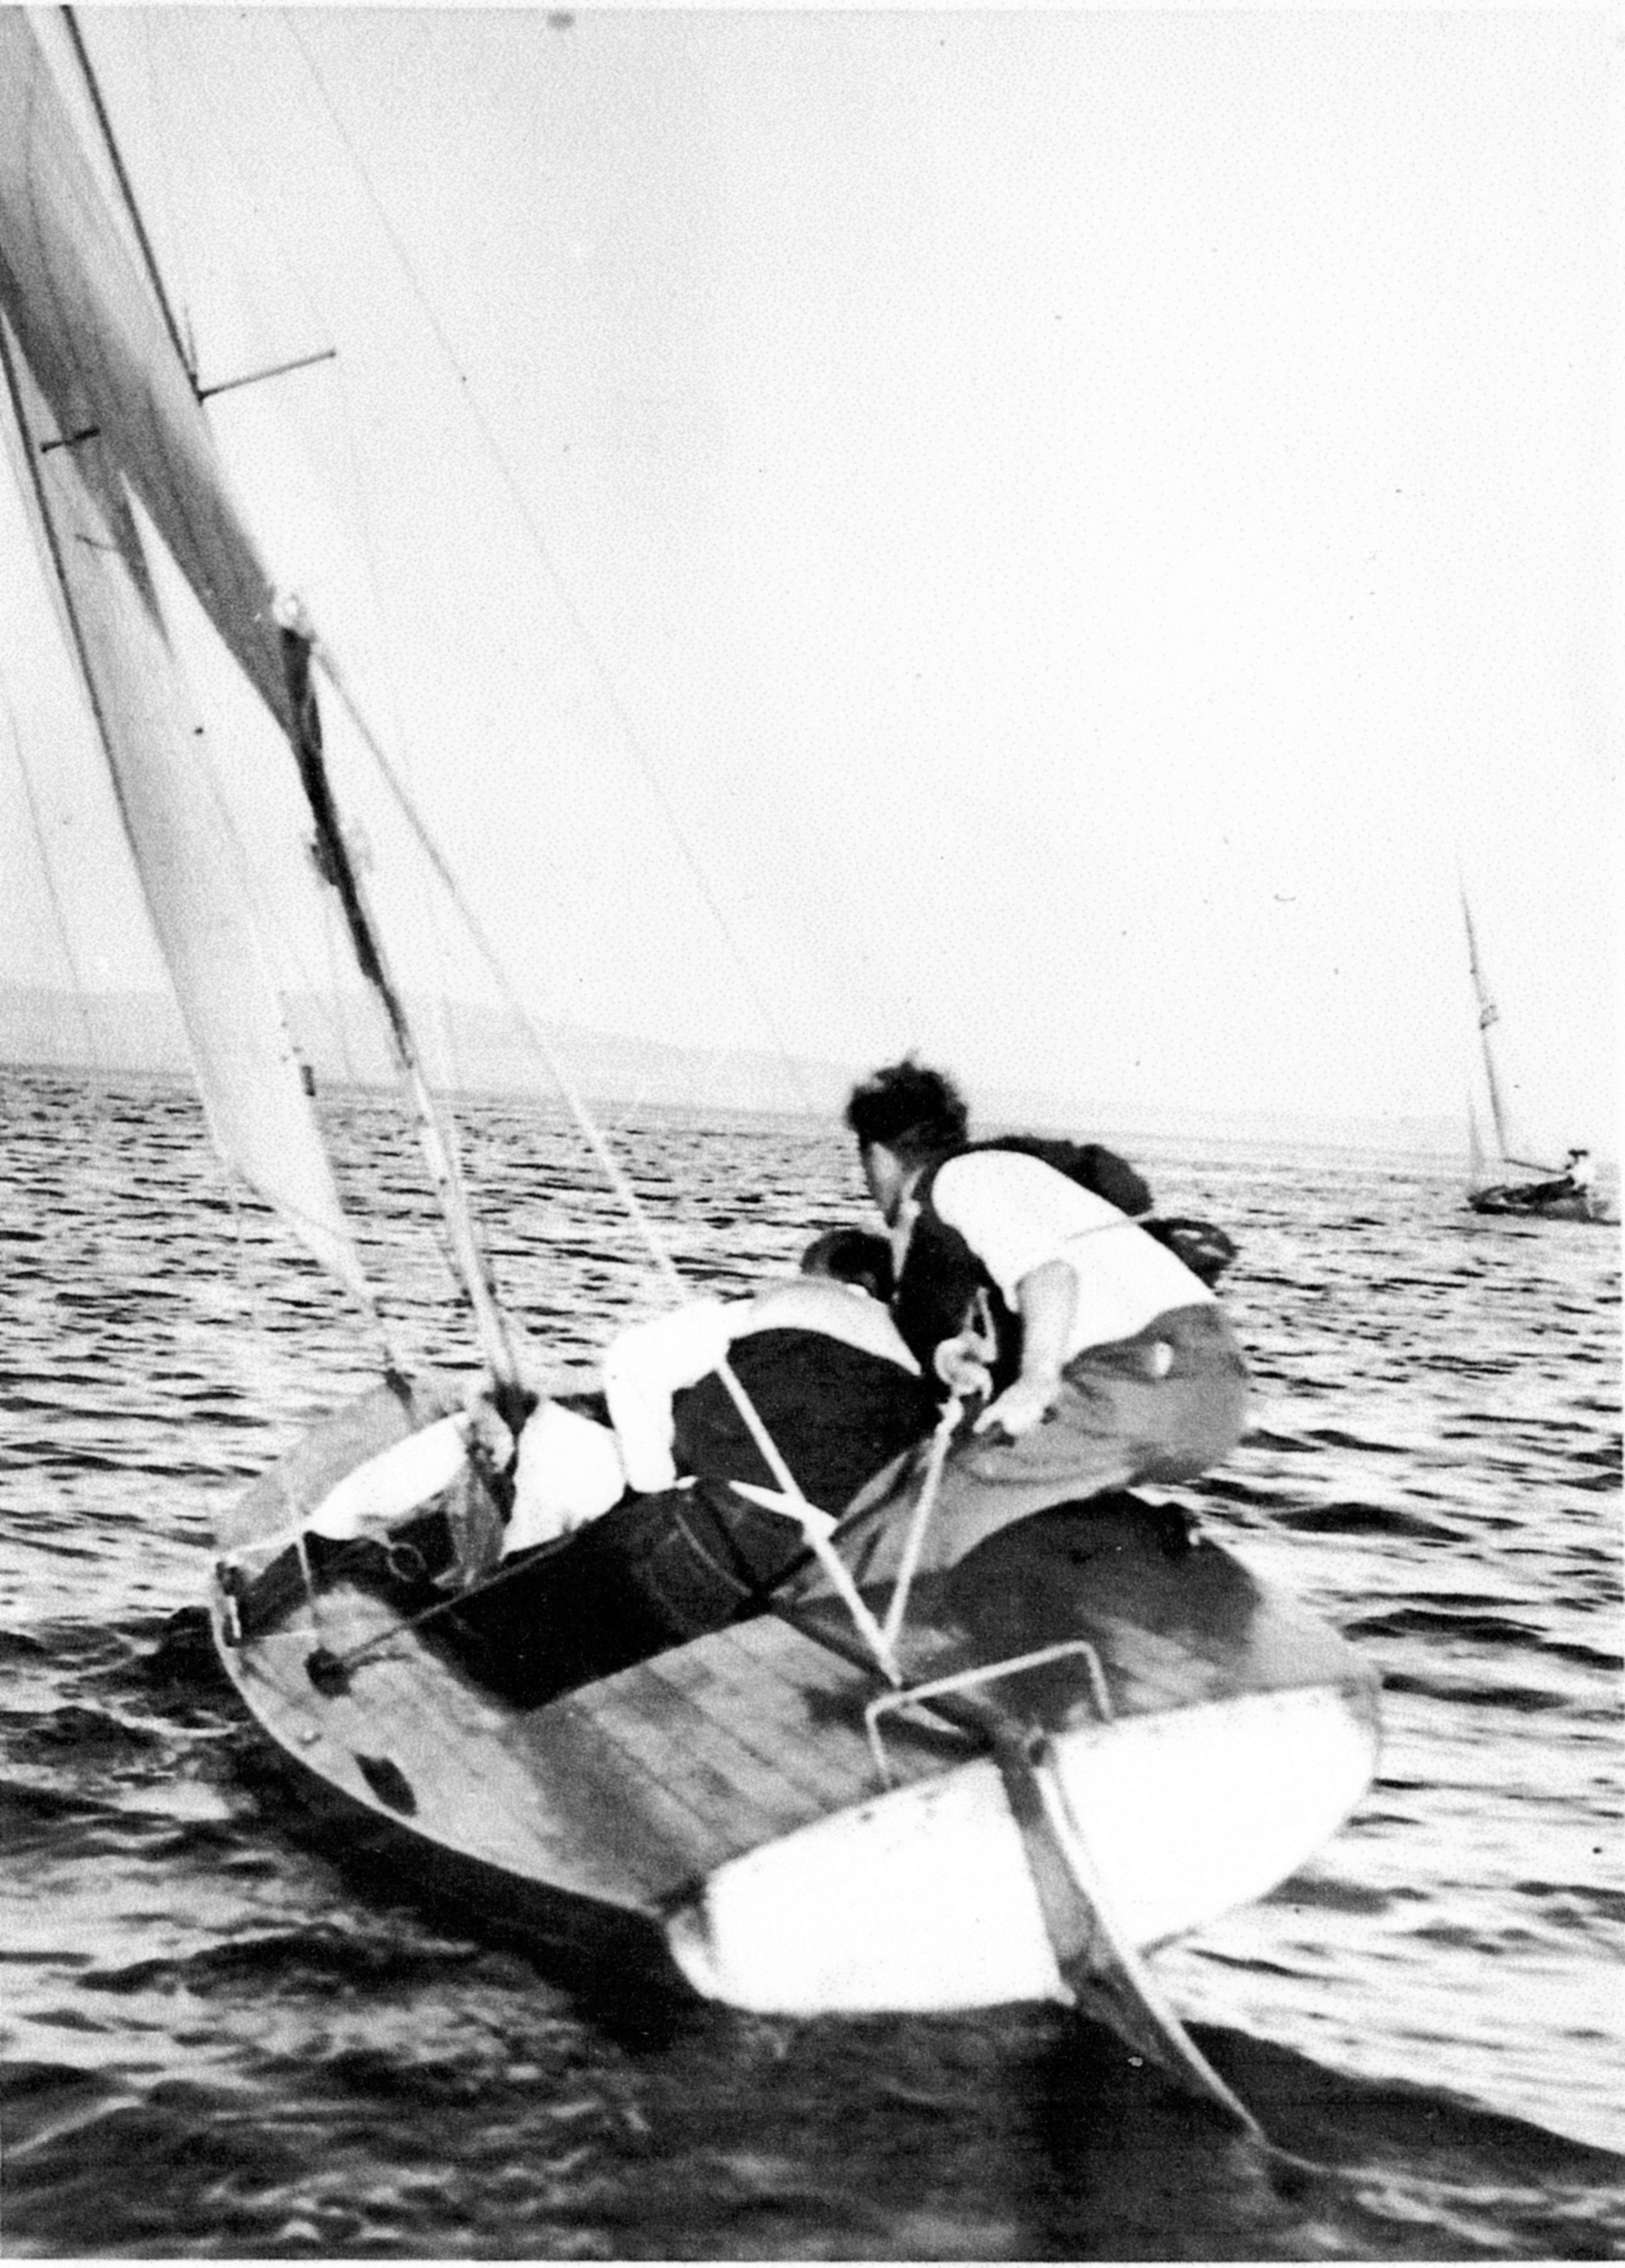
[1,1065,1619,2259]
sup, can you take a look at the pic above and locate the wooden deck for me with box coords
[224,1582,966,1921]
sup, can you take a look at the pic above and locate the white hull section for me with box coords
[665,1680,1377,2014]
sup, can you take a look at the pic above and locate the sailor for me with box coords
[435,1230,939,1706]
[1563,1147,1595,1197]
[843,1057,1249,1544]
[456,1226,931,1566]
[603,1227,938,1517]
[1509,1145,1597,1210]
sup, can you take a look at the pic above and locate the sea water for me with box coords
[1,1064,1619,2260]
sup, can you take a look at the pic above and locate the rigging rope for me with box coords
[0,659,121,1286]
[275,7,821,1120]
[325,355,473,1125]
[1,674,106,1076]
[123,13,906,1679]
[63,8,193,379]
[312,636,901,1681]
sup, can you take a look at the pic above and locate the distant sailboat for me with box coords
[1,10,1380,2148]
[1460,891,1605,1223]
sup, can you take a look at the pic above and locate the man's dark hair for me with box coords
[800,1226,895,1303]
[843,1057,969,1163]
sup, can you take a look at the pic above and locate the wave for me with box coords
[82,1922,512,2002]
[1380,1668,1578,1713]
[1271,1500,1464,1541]
[1348,1606,1622,1672]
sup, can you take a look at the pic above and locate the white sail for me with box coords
[1466,1094,1487,1183]
[0,319,369,1302]
[1460,887,1516,1163]
[0,13,293,733]
[0,16,368,1303]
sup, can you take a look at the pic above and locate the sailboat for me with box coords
[1,11,1379,2146]
[1461,892,1605,1223]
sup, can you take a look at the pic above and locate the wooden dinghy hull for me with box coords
[211,1379,1380,2027]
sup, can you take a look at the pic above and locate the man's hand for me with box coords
[971,1258,1075,1437]
[972,1369,1062,1438]
[461,1382,517,1474]
[933,1330,993,1402]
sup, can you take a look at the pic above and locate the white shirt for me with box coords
[603,1276,917,1493]
[918,1150,1211,1362]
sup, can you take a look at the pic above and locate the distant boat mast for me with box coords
[1460,887,1515,1164]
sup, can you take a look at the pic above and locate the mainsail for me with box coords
[0,13,293,732]
[0,12,367,1300]
[0,320,370,1302]
[0,11,516,1372]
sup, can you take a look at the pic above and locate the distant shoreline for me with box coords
[18,978,1604,1164]
[1,1039,1490,1164]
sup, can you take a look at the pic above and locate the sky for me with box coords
[0,3,1617,1154]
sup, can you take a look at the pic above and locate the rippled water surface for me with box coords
[2,1065,1620,2259]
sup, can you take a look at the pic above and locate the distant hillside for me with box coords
[0,981,854,1118]
[0,981,1465,1156]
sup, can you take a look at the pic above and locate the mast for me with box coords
[279,608,523,1405]
[1459,888,1514,1163]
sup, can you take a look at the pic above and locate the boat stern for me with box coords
[662,1671,1379,2015]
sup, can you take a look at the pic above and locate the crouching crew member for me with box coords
[844,1058,1248,1560]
